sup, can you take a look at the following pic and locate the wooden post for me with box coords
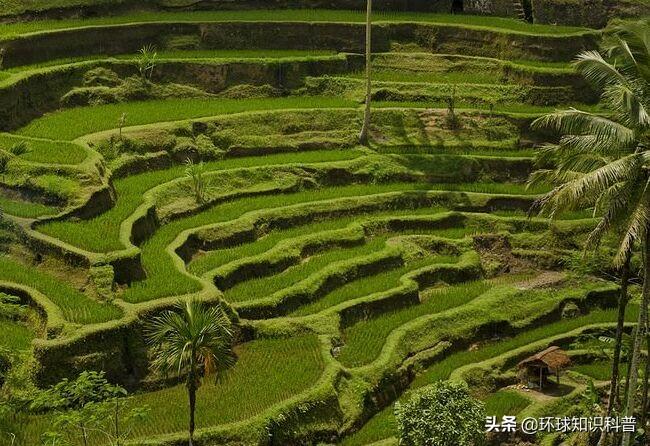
[539,367,543,390]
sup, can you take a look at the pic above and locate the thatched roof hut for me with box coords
[517,346,571,389]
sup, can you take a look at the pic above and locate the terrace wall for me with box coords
[386,23,599,61]
[0,21,598,69]
[2,0,644,26]
[532,0,650,28]
[0,57,357,131]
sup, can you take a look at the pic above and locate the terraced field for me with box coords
[0,4,643,446]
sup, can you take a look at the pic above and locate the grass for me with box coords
[512,59,574,69]
[572,360,627,381]
[338,280,493,367]
[346,69,503,85]
[426,182,547,195]
[5,49,339,72]
[0,319,34,352]
[373,100,604,115]
[132,335,325,435]
[483,390,531,418]
[0,10,590,39]
[16,334,325,444]
[340,306,640,446]
[0,133,87,164]
[38,150,361,253]
[17,97,357,140]
[223,237,389,302]
[16,97,603,142]
[188,207,450,276]
[120,183,437,303]
[291,254,460,316]
[0,255,122,324]
[43,171,538,255]
[122,180,534,304]
[492,208,594,220]
[0,195,59,218]
[377,146,537,158]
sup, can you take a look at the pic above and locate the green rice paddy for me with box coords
[0,10,590,40]
[0,196,59,218]
[17,97,358,140]
[340,306,640,446]
[0,256,121,324]
[0,5,628,445]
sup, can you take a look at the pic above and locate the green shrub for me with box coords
[395,381,485,446]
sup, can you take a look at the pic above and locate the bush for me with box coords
[395,381,486,446]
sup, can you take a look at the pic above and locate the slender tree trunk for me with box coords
[598,255,631,446]
[81,424,88,446]
[188,371,197,446]
[621,234,650,446]
[617,331,635,446]
[639,333,650,440]
[115,398,120,446]
[358,0,372,146]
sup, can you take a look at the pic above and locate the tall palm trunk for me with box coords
[358,0,372,146]
[188,368,197,446]
[598,255,631,446]
[621,234,650,446]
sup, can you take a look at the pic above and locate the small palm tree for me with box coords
[529,20,649,446]
[145,299,234,446]
[359,0,372,146]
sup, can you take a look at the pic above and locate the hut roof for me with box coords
[518,346,571,372]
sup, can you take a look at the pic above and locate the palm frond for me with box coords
[532,109,636,148]
[144,299,234,380]
[602,83,650,128]
[574,50,627,89]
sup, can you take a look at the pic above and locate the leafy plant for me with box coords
[8,141,29,156]
[577,380,603,417]
[395,380,485,446]
[145,299,234,446]
[184,157,209,205]
[32,371,148,446]
[571,332,633,362]
[528,21,650,446]
[137,44,157,80]
[97,136,122,161]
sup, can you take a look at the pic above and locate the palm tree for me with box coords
[359,0,372,146]
[529,20,649,446]
[603,252,631,425]
[145,299,234,446]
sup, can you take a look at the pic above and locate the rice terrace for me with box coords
[0,0,649,445]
